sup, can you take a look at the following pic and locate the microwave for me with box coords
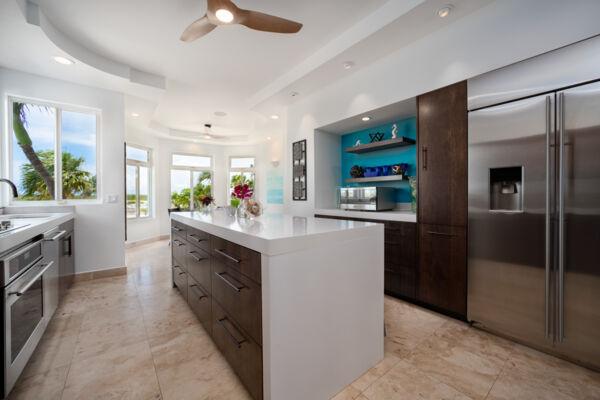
[340,187,396,211]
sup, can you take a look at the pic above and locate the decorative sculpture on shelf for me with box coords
[369,132,384,143]
[355,140,361,146]
[350,165,365,178]
[392,163,409,176]
[391,124,398,139]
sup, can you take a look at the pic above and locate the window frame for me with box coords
[126,143,153,219]
[6,95,102,205]
[228,155,256,200]
[170,152,213,210]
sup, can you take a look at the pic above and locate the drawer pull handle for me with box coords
[217,317,246,348]
[173,240,184,247]
[188,234,206,243]
[188,251,206,262]
[426,231,455,238]
[172,226,182,232]
[173,266,186,275]
[189,284,207,300]
[215,272,244,292]
[215,249,240,264]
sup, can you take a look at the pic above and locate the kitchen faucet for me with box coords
[0,179,18,198]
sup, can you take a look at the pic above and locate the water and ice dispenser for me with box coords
[489,166,523,212]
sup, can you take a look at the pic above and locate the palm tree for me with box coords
[13,102,55,199]
[20,150,94,200]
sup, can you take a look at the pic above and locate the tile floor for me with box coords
[8,239,600,400]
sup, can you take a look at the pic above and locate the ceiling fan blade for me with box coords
[180,15,217,42]
[238,10,302,34]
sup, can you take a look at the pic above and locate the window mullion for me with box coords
[136,165,141,218]
[55,107,62,201]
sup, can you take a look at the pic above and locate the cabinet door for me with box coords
[418,224,467,318]
[384,222,417,299]
[417,81,468,227]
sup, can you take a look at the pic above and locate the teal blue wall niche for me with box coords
[341,117,416,203]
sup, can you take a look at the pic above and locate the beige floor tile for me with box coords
[72,315,148,364]
[351,352,401,392]
[80,301,143,331]
[8,365,69,400]
[142,302,198,339]
[404,321,510,399]
[156,355,250,400]
[62,340,161,400]
[149,323,215,371]
[21,332,78,379]
[362,359,471,400]
[331,384,362,400]
[44,313,84,338]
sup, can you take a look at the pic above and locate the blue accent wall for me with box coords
[341,117,416,202]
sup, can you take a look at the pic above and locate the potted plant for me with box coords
[231,184,253,218]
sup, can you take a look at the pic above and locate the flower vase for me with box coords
[236,204,246,219]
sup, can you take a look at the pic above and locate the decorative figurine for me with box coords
[369,132,384,143]
[355,139,361,146]
[350,165,365,178]
[391,124,398,139]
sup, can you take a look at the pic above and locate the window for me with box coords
[229,156,255,205]
[170,154,212,210]
[126,144,152,218]
[8,98,98,201]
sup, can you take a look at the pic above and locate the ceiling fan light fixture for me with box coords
[216,8,234,23]
[204,134,212,139]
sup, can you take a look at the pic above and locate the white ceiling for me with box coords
[0,0,496,144]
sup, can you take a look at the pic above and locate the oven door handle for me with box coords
[8,261,53,297]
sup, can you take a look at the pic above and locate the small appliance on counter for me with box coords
[340,187,395,211]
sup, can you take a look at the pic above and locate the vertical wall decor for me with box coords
[292,139,307,201]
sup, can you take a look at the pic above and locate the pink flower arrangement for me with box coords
[231,184,253,200]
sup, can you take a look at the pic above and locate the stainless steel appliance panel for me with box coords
[0,241,43,287]
[555,81,600,367]
[42,228,66,320]
[468,94,553,346]
[339,187,395,211]
[468,35,600,110]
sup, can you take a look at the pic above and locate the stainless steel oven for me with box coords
[339,187,396,211]
[1,239,52,397]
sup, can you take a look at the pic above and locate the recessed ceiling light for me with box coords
[343,62,354,70]
[266,136,272,140]
[291,92,299,97]
[438,5,453,18]
[270,115,279,120]
[214,111,227,117]
[216,9,234,23]
[361,116,371,121]
[53,56,74,65]
[131,112,140,117]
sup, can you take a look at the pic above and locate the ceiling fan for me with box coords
[181,0,303,42]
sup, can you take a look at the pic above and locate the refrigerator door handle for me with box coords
[558,92,565,343]
[545,95,552,339]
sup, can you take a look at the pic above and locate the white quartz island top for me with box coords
[171,210,381,256]
[0,212,74,254]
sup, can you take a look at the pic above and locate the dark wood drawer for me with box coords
[211,236,261,284]
[186,245,211,294]
[212,258,262,345]
[385,267,416,300]
[212,300,262,400]
[187,226,210,253]
[188,275,211,335]
[172,236,188,266]
[172,265,188,301]
[171,220,187,239]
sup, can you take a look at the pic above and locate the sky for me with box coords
[12,104,96,193]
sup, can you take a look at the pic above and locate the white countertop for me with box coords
[171,211,383,256]
[0,212,75,254]
[314,208,417,223]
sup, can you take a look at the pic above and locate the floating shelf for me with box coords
[344,175,407,184]
[344,137,416,154]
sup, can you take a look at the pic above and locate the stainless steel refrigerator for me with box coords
[467,35,600,370]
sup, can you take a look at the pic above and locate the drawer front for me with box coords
[172,236,188,266]
[212,258,262,345]
[186,245,211,294]
[172,265,188,301]
[187,227,210,253]
[212,301,263,400]
[171,220,187,239]
[211,236,261,284]
[188,276,211,335]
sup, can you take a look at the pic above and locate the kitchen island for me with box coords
[170,211,384,400]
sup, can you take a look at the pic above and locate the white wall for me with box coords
[284,0,600,216]
[0,67,125,273]
[124,127,284,242]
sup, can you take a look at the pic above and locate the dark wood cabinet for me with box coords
[417,225,467,318]
[171,219,263,399]
[417,81,468,228]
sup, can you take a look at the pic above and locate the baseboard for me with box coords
[73,266,127,283]
[125,235,170,248]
